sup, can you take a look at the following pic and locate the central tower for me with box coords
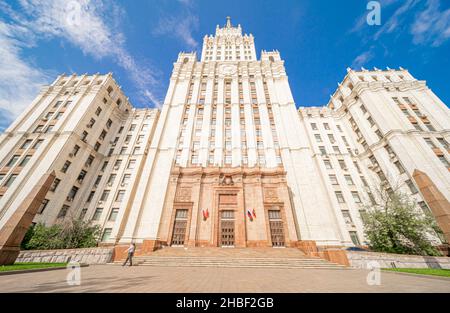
[112,18,345,252]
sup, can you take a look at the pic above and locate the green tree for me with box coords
[22,218,101,250]
[361,184,443,256]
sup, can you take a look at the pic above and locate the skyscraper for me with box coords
[0,18,449,254]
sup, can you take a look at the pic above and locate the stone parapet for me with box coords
[16,247,114,264]
[347,251,450,269]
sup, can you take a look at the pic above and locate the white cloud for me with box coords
[351,49,375,69]
[411,0,450,47]
[0,19,53,131]
[153,13,199,49]
[0,0,163,131]
[373,0,419,40]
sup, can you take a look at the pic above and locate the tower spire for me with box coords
[226,16,231,28]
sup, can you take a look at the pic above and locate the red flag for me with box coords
[202,210,207,220]
[252,209,257,218]
[206,209,209,218]
[247,210,253,221]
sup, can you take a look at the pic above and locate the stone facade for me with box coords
[16,247,114,264]
[0,18,449,257]
[347,251,450,269]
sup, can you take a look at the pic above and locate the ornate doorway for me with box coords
[220,210,235,247]
[171,209,188,246]
[268,209,285,247]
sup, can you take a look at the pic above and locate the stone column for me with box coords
[0,171,55,265]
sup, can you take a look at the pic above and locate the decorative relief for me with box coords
[219,175,234,186]
[219,194,237,206]
[175,187,191,202]
[264,188,279,203]
[219,64,237,76]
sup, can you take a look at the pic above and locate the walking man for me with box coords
[122,243,136,267]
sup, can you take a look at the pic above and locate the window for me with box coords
[121,174,131,186]
[438,155,450,168]
[50,178,61,192]
[394,161,405,174]
[85,155,95,167]
[6,155,20,167]
[58,205,70,219]
[88,118,96,128]
[81,131,88,142]
[100,190,110,202]
[101,161,108,171]
[0,174,4,182]
[328,134,336,144]
[349,231,361,246]
[79,208,88,220]
[127,159,136,169]
[72,145,80,157]
[329,174,339,185]
[92,208,103,221]
[310,123,318,130]
[106,119,112,129]
[367,116,375,126]
[34,125,44,133]
[86,191,95,203]
[101,229,112,242]
[37,199,49,214]
[418,201,431,215]
[129,124,136,131]
[324,159,332,169]
[339,159,347,170]
[21,140,33,149]
[115,190,125,202]
[319,146,327,155]
[77,170,87,182]
[360,105,367,114]
[133,147,141,155]
[61,161,71,173]
[324,123,330,130]
[315,134,322,143]
[344,175,354,185]
[95,107,102,116]
[333,146,340,154]
[114,159,122,169]
[4,175,17,187]
[335,191,345,203]
[108,208,119,222]
[405,179,418,194]
[94,175,102,187]
[67,186,79,200]
[351,191,362,203]
[342,211,354,226]
[107,174,116,185]
[94,142,101,152]
[33,140,44,150]
[437,138,449,150]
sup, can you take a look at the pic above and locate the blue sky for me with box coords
[0,0,449,132]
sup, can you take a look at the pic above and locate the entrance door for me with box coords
[220,210,235,247]
[268,210,285,247]
[171,209,188,246]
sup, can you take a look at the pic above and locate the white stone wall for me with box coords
[347,251,450,269]
[16,247,114,264]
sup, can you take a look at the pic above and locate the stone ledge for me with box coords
[16,247,114,264]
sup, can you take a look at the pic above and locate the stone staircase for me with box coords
[112,247,347,269]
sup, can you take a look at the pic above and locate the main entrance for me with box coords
[268,209,285,247]
[220,210,235,247]
[171,209,188,246]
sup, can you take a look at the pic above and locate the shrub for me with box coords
[362,185,443,256]
[22,219,101,250]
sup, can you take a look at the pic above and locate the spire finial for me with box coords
[226,16,231,28]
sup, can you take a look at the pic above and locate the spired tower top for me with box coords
[201,17,256,62]
[226,16,231,28]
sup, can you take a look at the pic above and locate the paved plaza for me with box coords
[0,265,449,293]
